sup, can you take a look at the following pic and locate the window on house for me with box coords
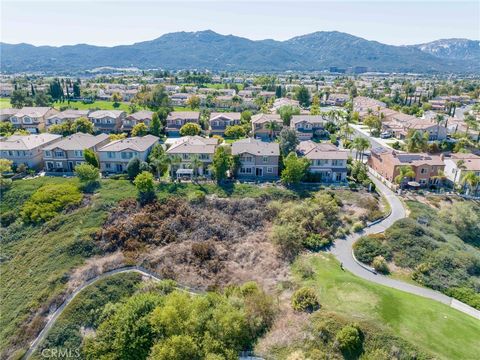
[267,167,273,173]
[54,151,65,157]
[420,168,427,174]
[262,156,268,163]
[55,162,63,168]
[107,152,115,159]
[245,167,252,174]
[45,150,52,157]
[74,150,83,157]
[105,163,111,169]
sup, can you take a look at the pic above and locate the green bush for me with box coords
[336,324,362,353]
[446,287,480,310]
[21,184,82,224]
[292,287,320,313]
[372,256,389,274]
[353,235,391,264]
[352,222,364,233]
[187,190,206,204]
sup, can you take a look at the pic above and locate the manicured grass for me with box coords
[293,253,480,360]
[52,100,132,112]
[0,98,11,108]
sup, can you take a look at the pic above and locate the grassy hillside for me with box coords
[354,198,480,309]
[282,254,480,359]
[0,178,136,356]
[31,272,143,359]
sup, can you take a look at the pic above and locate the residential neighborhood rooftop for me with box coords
[232,137,280,156]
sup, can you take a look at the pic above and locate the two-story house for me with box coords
[121,110,154,133]
[209,112,241,136]
[46,109,90,128]
[0,133,62,170]
[0,108,19,122]
[166,136,218,179]
[290,115,328,141]
[9,107,59,133]
[232,138,280,180]
[165,111,200,136]
[251,114,283,140]
[43,133,110,174]
[296,141,348,182]
[88,110,126,133]
[444,153,480,185]
[97,134,159,174]
[368,147,445,187]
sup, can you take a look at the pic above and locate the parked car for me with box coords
[380,131,392,139]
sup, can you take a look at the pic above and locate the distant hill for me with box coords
[1,30,478,74]
[411,38,480,61]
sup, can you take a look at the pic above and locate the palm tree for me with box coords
[394,165,415,188]
[461,171,480,196]
[406,130,428,153]
[189,154,203,180]
[265,120,280,140]
[352,137,370,162]
[434,114,444,140]
[169,155,182,180]
[151,154,169,180]
[453,159,466,185]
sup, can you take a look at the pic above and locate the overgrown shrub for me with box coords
[291,287,320,313]
[372,256,389,274]
[20,184,82,224]
[336,324,362,354]
[353,235,391,264]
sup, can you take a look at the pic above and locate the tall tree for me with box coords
[278,128,299,156]
[281,152,309,185]
[212,146,230,183]
[295,86,311,107]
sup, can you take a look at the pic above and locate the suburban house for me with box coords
[97,134,159,174]
[251,114,284,140]
[9,107,59,133]
[353,96,386,118]
[271,98,300,112]
[444,153,480,185]
[0,108,19,122]
[122,110,154,132]
[209,112,241,136]
[296,141,348,182]
[88,110,126,133]
[165,111,200,136]
[231,138,279,180]
[368,147,445,187]
[0,133,62,170]
[43,133,110,174]
[166,136,218,179]
[45,109,90,128]
[290,115,327,140]
[381,111,447,140]
[324,93,349,107]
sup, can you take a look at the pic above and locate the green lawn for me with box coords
[0,98,11,108]
[52,100,132,112]
[293,253,480,360]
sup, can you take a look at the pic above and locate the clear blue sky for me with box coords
[1,1,479,46]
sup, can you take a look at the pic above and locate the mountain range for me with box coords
[1,30,479,74]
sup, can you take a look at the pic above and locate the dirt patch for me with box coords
[94,197,291,291]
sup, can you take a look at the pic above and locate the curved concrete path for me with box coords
[328,174,480,319]
[23,266,197,360]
